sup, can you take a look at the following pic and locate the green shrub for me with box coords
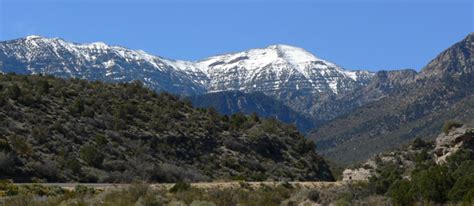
[94,134,108,147]
[448,172,474,201]
[412,137,427,149]
[307,190,320,202]
[70,98,86,115]
[442,121,463,134]
[75,185,97,195]
[229,112,247,130]
[169,181,191,193]
[0,180,19,196]
[31,127,48,144]
[0,139,11,151]
[37,79,51,94]
[281,181,293,189]
[79,144,104,167]
[463,188,474,204]
[411,165,453,203]
[8,135,33,156]
[388,179,414,206]
[7,84,21,100]
[0,93,7,106]
[368,164,402,195]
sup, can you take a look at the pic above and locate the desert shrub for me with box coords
[37,79,51,94]
[79,144,104,167]
[18,184,65,197]
[388,179,414,206]
[296,138,316,154]
[0,93,7,106]
[18,92,36,106]
[281,181,293,189]
[410,165,453,203]
[463,188,474,204]
[448,172,474,202]
[412,137,427,149]
[94,134,108,147]
[70,98,85,115]
[64,156,82,174]
[0,139,11,151]
[229,112,247,130]
[29,160,61,181]
[333,193,352,206]
[0,152,15,175]
[75,185,97,195]
[261,117,280,134]
[249,112,260,123]
[368,163,402,195]
[8,135,33,156]
[442,121,463,134]
[7,84,21,100]
[307,190,320,202]
[414,149,430,165]
[31,126,48,144]
[0,180,19,196]
[169,181,191,193]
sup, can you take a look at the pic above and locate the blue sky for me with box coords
[0,0,472,71]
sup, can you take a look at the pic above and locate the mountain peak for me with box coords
[264,44,320,64]
[25,35,43,41]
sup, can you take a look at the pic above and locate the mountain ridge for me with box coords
[0,35,373,95]
[0,35,376,131]
[310,33,474,164]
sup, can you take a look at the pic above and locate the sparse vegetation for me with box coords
[366,128,474,205]
[0,73,333,183]
[0,182,392,206]
[442,120,463,134]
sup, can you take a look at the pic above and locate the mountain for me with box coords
[0,35,206,95]
[190,91,316,133]
[0,36,374,131]
[0,73,334,183]
[309,69,418,124]
[194,45,374,123]
[0,36,373,97]
[195,44,373,96]
[310,33,474,164]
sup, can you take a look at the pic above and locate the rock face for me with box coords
[308,69,418,123]
[311,33,474,164]
[342,168,372,181]
[434,126,474,164]
[343,124,474,182]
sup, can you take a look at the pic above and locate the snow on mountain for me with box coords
[195,44,373,95]
[0,36,374,97]
[0,35,206,95]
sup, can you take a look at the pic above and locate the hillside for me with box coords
[310,33,474,164]
[344,123,474,205]
[0,73,334,183]
[190,91,315,133]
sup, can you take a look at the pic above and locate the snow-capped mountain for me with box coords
[0,35,206,95]
[0,36,373,97]
[195,44,373,96]
[0,36,379,128]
